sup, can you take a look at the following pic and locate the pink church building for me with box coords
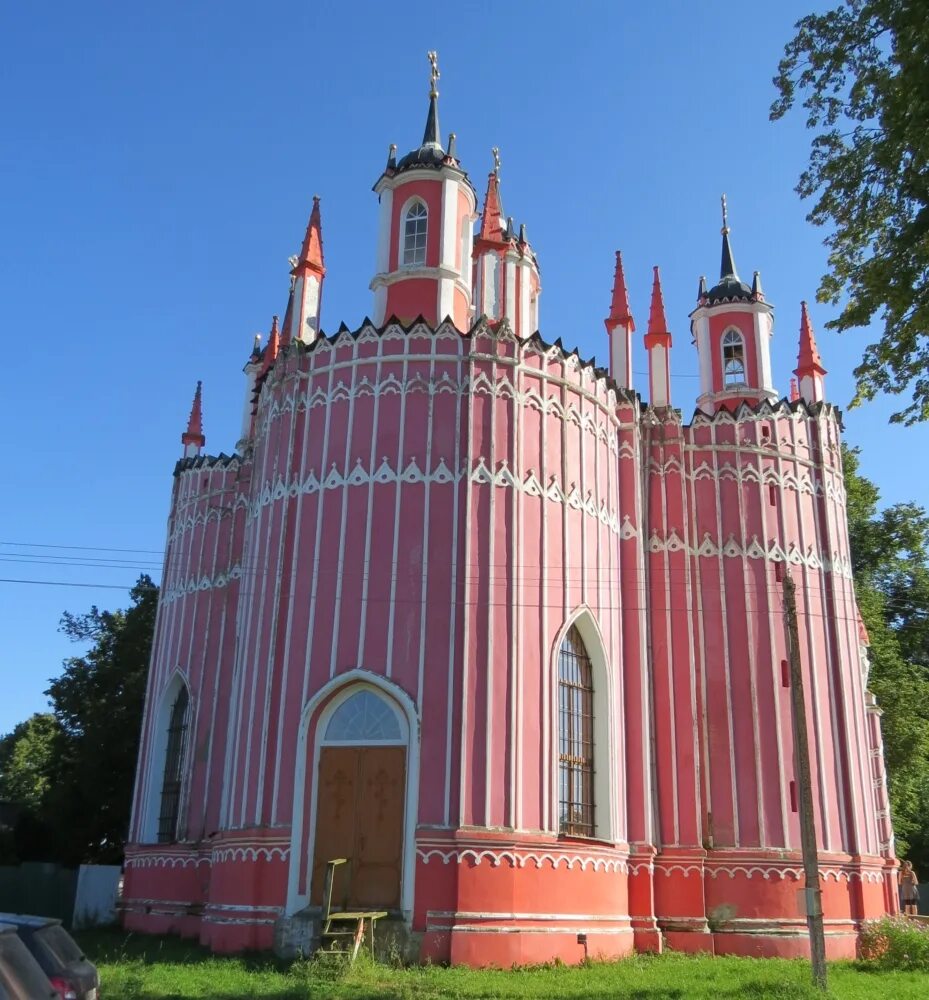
[122,60,898,965]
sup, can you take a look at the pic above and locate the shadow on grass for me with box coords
[74,932,827,1000]
[76,927,289,970]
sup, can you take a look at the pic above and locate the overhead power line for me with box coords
[0,577,135,590]
[0,541,164,556]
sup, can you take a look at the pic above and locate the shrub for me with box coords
[859,915,929,971]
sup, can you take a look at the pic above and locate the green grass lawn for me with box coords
[77,929,929,1000]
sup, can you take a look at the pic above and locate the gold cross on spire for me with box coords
[721,193,730,234]
[427,50,440,95]
[492,146,501,174]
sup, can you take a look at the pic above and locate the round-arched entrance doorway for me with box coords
[309,687,407,911]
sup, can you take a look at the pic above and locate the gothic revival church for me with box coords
[123,58,898,964]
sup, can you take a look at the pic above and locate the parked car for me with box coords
[0,922,58,999]
[0,915,98,1000]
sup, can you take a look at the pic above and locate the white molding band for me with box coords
[646,529,853,579]
[417,847,627,872]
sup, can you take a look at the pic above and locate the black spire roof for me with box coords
[396,89,447,169]
[395,52,451,172]
[705,196,753,304]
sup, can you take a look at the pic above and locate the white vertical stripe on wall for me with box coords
[484,349,497,827]
[763,426,790,846]
[458,347,476,824]
[328,344,361,679]
[416,343,438,709]
[736,432,766,845]
[356,340,386,669]
[443,344,464,827]
[709,418,740,844]
[273,377,316,824]
[385,349,411,679]
[256,396,300,823]
[239,408,280,827]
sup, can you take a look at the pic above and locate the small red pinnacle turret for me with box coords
[477,169,505,244]
[289,199,326,344]
[604,251,635,388]
[606,251,634,330]
[794,301,826,404]
[296,196,325,277]
[280,290,293,348]
[470,148,541,338]
[796,301,824,373]
[790,377,800,402]
[644,266,672,408]
[181,381,205,457]
[647,266,670,337]
[262,315,280,373]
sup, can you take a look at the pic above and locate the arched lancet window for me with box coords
[402,202,428,267]
[722,329,746,386]
[558,626,595,837]
[324,689,403,743]
[157,686,189,843]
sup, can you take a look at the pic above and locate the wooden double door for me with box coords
[310,745,405,910]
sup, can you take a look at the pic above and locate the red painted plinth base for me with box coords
[419,929,633,967]
[711,929,858,960]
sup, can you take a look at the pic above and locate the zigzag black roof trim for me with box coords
[174,452,241,476]
[247,316,641,409]
[683,395,842,429]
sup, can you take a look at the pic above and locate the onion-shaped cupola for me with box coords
[370,51,477,329]
[690,196,778,414]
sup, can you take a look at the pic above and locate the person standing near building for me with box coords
[901,860,920,916]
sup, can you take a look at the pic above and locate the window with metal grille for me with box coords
[403,202,428,266]
[157,686,189,843]
[722,329,746,386]
[558,626,595,837]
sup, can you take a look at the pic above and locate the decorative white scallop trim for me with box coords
[255,370,620,441]
[644,531,853,579]
[648,456,845,506]
[160,563,243,606]
[124,853,208,869]
[211,845,289,863]
[626,861,885,883]
[467,460,623,534]
[417,847,627,872]
[230,458,627,536]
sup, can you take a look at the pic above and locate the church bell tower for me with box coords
[370,52,477,329]
[690,197,778,414]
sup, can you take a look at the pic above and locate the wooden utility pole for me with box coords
[782,573,828,991]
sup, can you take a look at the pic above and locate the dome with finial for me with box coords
[395,50,454,171]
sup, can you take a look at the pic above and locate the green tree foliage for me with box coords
[844,445,929,868]
[0,713,59,812]
[771,1,929,424]
[0,576,158,866]
[43,575,159,865]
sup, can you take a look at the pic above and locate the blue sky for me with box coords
[1,1,925,737]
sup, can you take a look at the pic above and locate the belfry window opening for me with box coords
[403,202,428,267]
[722,329,746,386]
[558,626,595,837]
[157,686,189,843]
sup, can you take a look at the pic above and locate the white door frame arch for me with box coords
[549,607,620,843]
[286,669,420,917]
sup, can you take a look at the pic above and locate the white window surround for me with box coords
[722,328,747,387]
[286,671,420,918]
[549,609,617,843]
[401,199,428,268]
[139,670,193,844]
